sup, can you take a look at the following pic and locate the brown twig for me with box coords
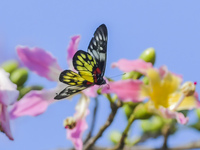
[84,99,122,150]
[84,97,99,144]
[161,124,171,150]
[57,141,200,150]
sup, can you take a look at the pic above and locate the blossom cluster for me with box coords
[0,34,199,150]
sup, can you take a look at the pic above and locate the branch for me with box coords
[161,125,171,150]
[84,97,99,144]
[84,98,122,150]
[111,112,135,150]
[57,141,200,150]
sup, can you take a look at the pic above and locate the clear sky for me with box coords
[0,1,200,150]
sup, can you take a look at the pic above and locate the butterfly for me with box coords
[54,24,108,100]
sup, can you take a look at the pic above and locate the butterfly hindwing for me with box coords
[73,50,97,83]
[88,24,107,77]
[54,85,88,100]
[59,70,87,86]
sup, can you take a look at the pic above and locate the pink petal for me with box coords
[83,85,99,98]
[159,107,189,124]
[10,90,54,119]
[67,36,80,69]
[159,66,183,82]
[102,80,144,102]
[112,59,152,74]
[0,105,14,140]
[67,119,88,150]
[16,46,62,82]
[0,69,19,106]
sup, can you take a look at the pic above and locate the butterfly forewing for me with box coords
[73,50,97,83]
[88,24,107,77]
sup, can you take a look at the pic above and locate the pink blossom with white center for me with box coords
[64,94,90,150]
[10,36,80,118]
[0,68,19,140]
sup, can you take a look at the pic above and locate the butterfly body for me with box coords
[54,24,107,100]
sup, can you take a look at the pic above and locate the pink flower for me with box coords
[102,80,144,102]
[64,94,90,150]
[0,68,19,140]
[102,59,152,102]
[10,36,81,118]
[106,58,199,124]
[112,59,152,74]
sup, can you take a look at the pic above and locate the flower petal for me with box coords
[102,80,144,102]
[74,94,90,120]
[83,85,99,98]
[16,46,62,81]
[0,105,14,140]
[67,118,88,150]
[9,90,54,119]
[112,59,152,74]
[67,36,80,69]
[0,69,19,106]
[159,107,189,124]
[168,92,200,111]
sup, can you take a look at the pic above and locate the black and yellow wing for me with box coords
[54,70,93,100]
[87,24,107,77]
[73,50,99,83]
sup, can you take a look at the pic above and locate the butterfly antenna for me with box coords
[108,73,126,79]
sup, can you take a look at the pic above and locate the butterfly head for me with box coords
[96,77,106,85]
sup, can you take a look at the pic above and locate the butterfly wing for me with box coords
[73,50,100,83]
[87,24,107,77]
[54,70,93,100]
[54,85,88,100]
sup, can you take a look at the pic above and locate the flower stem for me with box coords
[112,112,135,150]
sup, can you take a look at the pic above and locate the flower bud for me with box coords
[63,117,76,129]
[123,102,138,119]
[122,71,142,80]
[196,109,200,119]
[10,68,28,86]
[181,81,196,97]
[133,103,152,119]
[109,131,122,145]
[122,48,156,80]
[19,86,43,99]
[139,47,156,65]
[142,76,149,85]
[141,116,163,133]
[1,60,19,74]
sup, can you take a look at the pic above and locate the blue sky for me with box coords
[0,1,200,150]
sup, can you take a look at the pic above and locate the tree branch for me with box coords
[84,99,122,150]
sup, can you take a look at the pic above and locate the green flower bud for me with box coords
[133,103,152,119]
[142,76,149,85]
[18,86,43,100]
[109,131,122,145]
[141,116,163,133]
[10,68,28,86]
[196,109,200,119]
[122,48,156,80]
[122,71,142,80]
[190,120,200,131]
[123,102,138,119]
[1,60,19,74]
[139,47,156,65]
